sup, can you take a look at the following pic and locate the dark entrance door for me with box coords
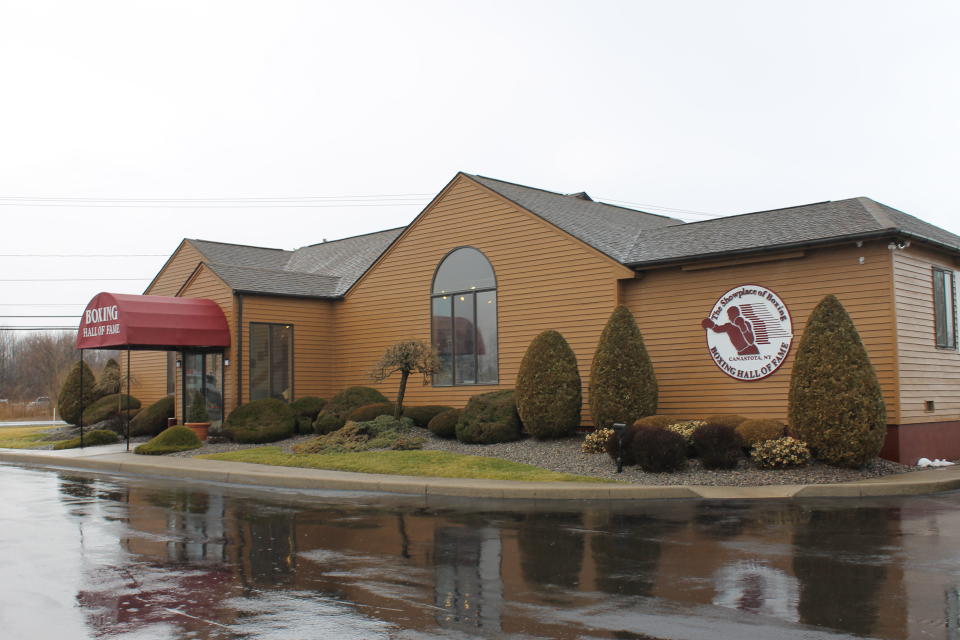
[183,352,224,429]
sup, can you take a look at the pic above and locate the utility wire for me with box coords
[0,315,81,318]
[0,253,167,257]
[0,278,150,282]
[0,202,428,208]
[0,193,432,202]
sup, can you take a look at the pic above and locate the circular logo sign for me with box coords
[701,284,793,381]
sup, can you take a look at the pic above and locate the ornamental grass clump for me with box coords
[735,418,786,448]
[515,330,582,439]
[223,398,295,444]
[129,395,175,437]
[427,408,461,439]
[692,423,742,470]
[455,390,522,444]
[788,294,886,468]
[632,427,687,473]
[135,425,202,455]
[589,305,658,429]
[751,437,811,469]
[53,429,119,450]
[582,428,614,454]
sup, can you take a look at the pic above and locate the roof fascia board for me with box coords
[176,261,232,298]
[144,239,192,295]
[229,289,340,301]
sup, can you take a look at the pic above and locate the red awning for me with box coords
[76,292,231,351]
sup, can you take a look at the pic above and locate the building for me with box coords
[94,172,960,463]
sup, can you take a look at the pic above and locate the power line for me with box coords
[0,253,167,257]
[0,315,80,318]
[0,278,150,282]
[0,192,432,202]
[0,327,76,331]
[0,202,428,208]
[596,196,723,219]
[0,303,88,306]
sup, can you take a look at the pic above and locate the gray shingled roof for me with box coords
[469,175,684,261]
[189,227,403,298]
[624,197,960,266]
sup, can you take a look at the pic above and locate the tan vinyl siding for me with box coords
[621,241,899,424]
[333,175,633,422]
[126,241,204,408]
[241,295,337,405]
[893,243,960,423]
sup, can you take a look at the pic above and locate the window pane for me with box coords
[249,323,270,401]
[270,325,292,401]
[476,291,498,383]
[166,351,176,395]
[183,352,203,411]
[454,293,476,384]
[433,248,496,294]
[935,269,956,348]
[432,297,453,385]
[204,353,223,428]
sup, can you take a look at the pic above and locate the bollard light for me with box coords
[611,422,627,473]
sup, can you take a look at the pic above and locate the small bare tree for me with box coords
[370,340,441,419]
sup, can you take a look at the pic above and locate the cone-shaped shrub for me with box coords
[516,330,582,439]
[58,360,98,426]
[130,395,175,437]
[94,359,121,397]
[589,305,658,429]
[788,295,886,468]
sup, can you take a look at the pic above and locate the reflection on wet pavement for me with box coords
[1,464,959,639]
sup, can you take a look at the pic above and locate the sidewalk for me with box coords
[2,445,959,500]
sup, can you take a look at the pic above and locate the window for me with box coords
[431,248,498,385]
[183,351,224,427]
[249,322,293,400]
[934,268,957,349]
[166,351,176,395]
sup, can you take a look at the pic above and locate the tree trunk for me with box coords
[395,369,409,419]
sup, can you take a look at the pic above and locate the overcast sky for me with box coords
[1,0,958,329]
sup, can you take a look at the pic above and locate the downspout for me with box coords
[236,292,243,408]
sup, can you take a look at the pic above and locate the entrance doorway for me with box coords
[183,352,224,429]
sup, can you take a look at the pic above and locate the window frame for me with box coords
[430,247,499,387]
[933,267,957,350]
[248,321,295,401]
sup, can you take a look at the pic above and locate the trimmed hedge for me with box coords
[605,425,642,467]
[788,295,886,468]
[290,396,326,422]
[455,390,522,444]
[57,360,98,426]
[348,403,401,423]
[735,419,785,448]
[515,330,582,439]
[589,305,658,429]
[314,386,388,434]
[632,427,687,473]
[633,415,685,430]
[704,414,749,429]
[404,405,454,428]
[427,408,461,439]
[693,423,742,470]
[223,398,295,444]
[129,395,175,437]
[135,425,202,455]
[53,429,119,450]
[82,393,141,427]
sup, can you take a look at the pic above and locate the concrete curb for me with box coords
[2,449,960,501]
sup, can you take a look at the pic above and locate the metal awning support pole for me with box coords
[125,349,131,452]
[79,349,85,449]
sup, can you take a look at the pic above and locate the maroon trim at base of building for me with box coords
[880,421,960,465]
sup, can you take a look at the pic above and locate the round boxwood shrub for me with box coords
[632,427,687,473]
[427,408,461,439]
[135,425,202,455]
[348,402,401,423]
[82,393,141,427]
[53,429,119,450]
[404,405,454,428]
[633,415,685,430]
[57,360,98,426]
[788,294,886,468]
[223,398,295,444]
[589,305,658,429]
[313,386,388,434]
[516,330,582,439]
[735,419,786,448]
[605,424,643,466]
[455,390,522,444]
[290,396,326,433]
[129,395,175,437]
[704,414,749,429]
[693,423,742,470]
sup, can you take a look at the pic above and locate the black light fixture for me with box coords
[611,422,627,473]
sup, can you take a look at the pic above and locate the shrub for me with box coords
[404,405,454,428]
[294,415,422,453]
[58,360,98,426]
[53,429,119,450]
[788,295,886,468]
[427,408,461,439]
[129,395,175,437]
[290,397,326,434]
[633,415,685,430]
[314,386,388,433]
[223,398,295,444]
[516,330,582,439]
[693,423,742,470]
[751,437,812,469]
[82,393,141,427]
[666,420,706,447]
[632,427,687,473]
[135,425,202,455]
[187,390,209,423]
[582,428,614,453]
[348,402,401,422]
[94,358,121,396]
[605,425,642,466]
[589,305,658,429]
[455,390,522,444]
[704,414,749,429]
[736,419,786,448]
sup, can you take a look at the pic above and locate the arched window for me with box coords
[431,247,498,385]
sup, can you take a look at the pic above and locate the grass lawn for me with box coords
[0,425,57,449]
[200,447,614,483]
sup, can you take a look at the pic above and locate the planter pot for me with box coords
[185,422,210,441]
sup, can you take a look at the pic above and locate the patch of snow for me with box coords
[916,457,955,468]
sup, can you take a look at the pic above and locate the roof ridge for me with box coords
[206,261,339,279]
[190,238,291,252]
[856,196,898,229]
[301,226,406,248]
